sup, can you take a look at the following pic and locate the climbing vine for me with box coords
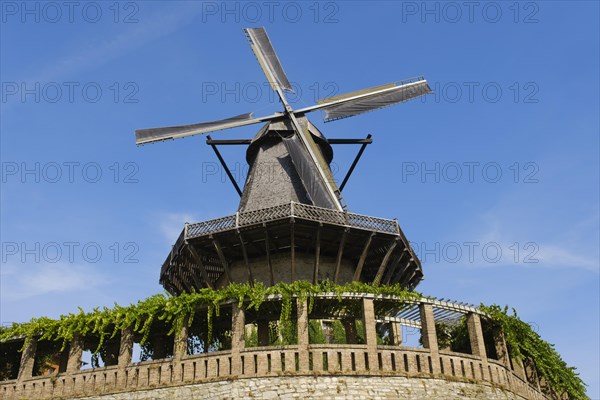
[0,282,587,398]
[0,281,418,352]
[478,305,587,400]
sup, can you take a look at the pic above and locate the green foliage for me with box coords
[434,318,470,353]
[479,305,588,400]
[308,320,326,344]
[244,325,258,348]
[0,281,586,399]
[0,281,416,351]
[331,320,347,344]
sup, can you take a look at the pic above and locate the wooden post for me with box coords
[512,355,527,381]
[334,228,348,283]
[231,303,245,375]
[174,323,189,360]
[66,334,84,373]
[466,313,489,380]
[257,320,270,347]
[419,303,440,374]
[290,219,296,282]
[296,298,310,371]
[152,334,166,359]
[524,358,542,391]
[118,327,134,367]
[362,298,378,370]
[17,338,37,381]
[493,329,511,368]
[466,313,487,358]
[117,327,133,387]
[313,223,322,284]
[390,321,402,346]
[342,319,357,344]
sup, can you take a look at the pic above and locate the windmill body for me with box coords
[136,28,431,293]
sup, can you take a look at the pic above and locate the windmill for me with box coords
[136,27,431,213]
[137,28,430,292]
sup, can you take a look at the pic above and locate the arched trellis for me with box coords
[1,294,559,400]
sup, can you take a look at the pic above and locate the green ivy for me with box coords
[0,281,417,350]
[0,282,586,399]
[479,305,588,400]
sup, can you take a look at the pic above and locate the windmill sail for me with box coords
[244,27,294,92]
[136,112,281,145]
[297,78,431,122]
[283,131,338,209]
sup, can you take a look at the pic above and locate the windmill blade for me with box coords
[283,134,339,209]
[243,27,343,210]
[243,27,294,93]
[281,117,342,210]
[296,77,431,122]
[136,112,282,145]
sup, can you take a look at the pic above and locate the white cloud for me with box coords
[536,244,598,272]
[442,204,599,272]
[0,262,108,301]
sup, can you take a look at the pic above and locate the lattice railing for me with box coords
[186,215,236,238]
[185,202,400,240]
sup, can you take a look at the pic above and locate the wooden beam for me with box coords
[339,134,372,192]
[237,230,253,284]
[373,238,399,285]
[382,249,408,284]
[173,261,194,293]
[210,235,232,283]
[206,135,242,197]
[264,223,274,286]
[334,228,349,283]
[183,255,204,290]
[391,258,414,285]
[353,232,375,281]
[328,138,373,145]
[187,244,214,289]
[313,223,322,284]
[205,138,373,145]
[170,272,187,295]
[397,265,415,286]
[290,218,295,282]
[206,139,252,145]
[407,270,423,288]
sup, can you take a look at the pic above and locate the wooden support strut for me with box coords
[175,264,194,293]
[353,232,375,281]
[170,271,188,295]
[334,228,349,283]
[372,238,399,285]
[188,261,205,291]
[339,134,372,192]
[206,135,242,197]
[210,235,232,284]
[263,223,275,286]
[313,223,322,284]
[237,230,254,284]
[391,257,414,285]
[382,249,408,285]
[290,217,296,282]
[187,244,215,289]
[181,249,204,290]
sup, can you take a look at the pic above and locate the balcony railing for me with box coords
[185,202,401,240]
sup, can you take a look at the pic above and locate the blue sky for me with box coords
[1,0,598,396]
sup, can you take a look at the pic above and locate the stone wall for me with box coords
[74,376,530,400]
